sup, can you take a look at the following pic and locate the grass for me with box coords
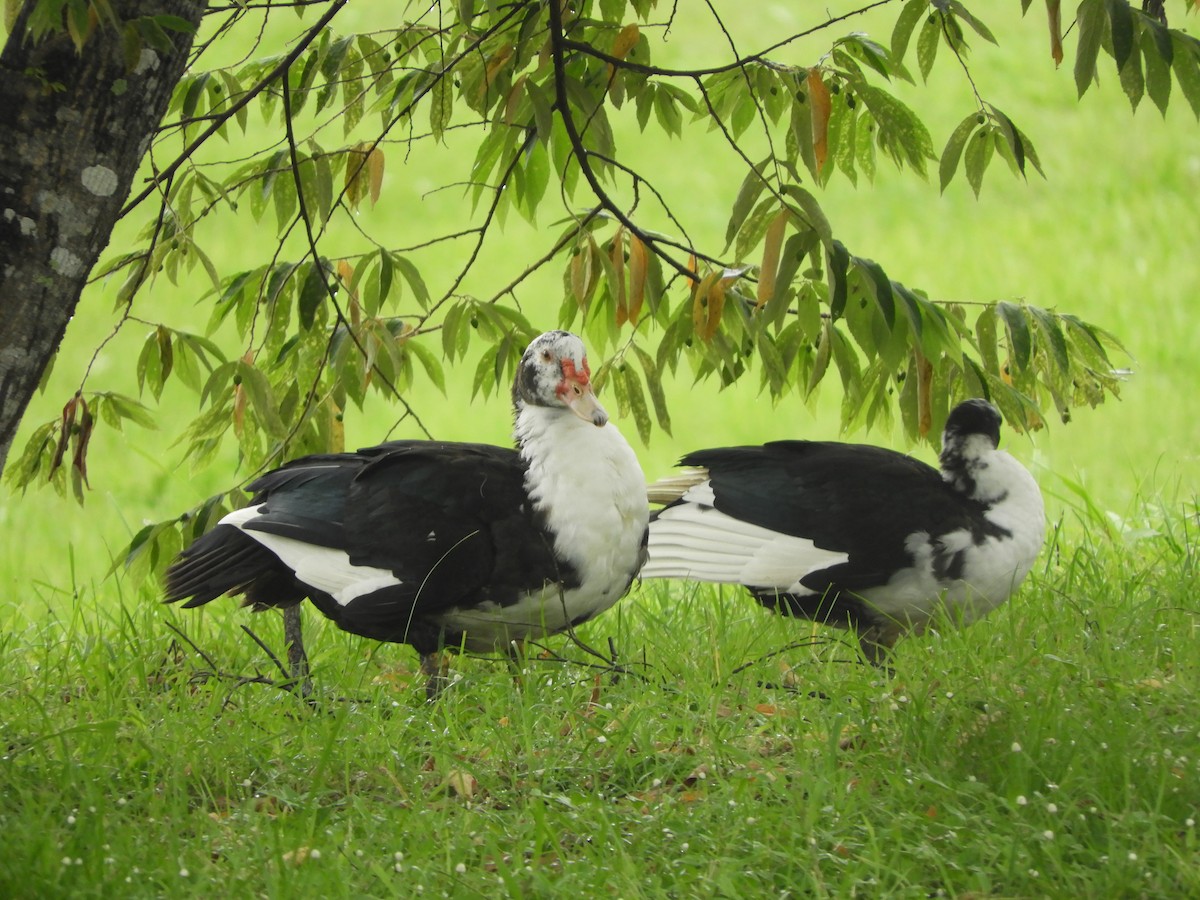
[2,499,1199,897]
[4,3,1200,896]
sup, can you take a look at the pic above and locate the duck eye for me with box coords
[541,351,553,363]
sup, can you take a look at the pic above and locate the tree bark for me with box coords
[0,0,206,477]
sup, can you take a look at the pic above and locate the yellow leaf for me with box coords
[756,210,788,308]
[611,23,640,60]
[604,25,640,101]
[916,349,933,437]
[328,398,344,453]
[570,237,599,309]
[344,142,369,210]
[1046,0,1063,67]
[807,68,832,173]
[484,43,513,88]
[367,147,385,206]
[611,226,627,325]
[627,234,648,323]
[693,271,730,342]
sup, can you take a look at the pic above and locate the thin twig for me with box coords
[239,624,292,680]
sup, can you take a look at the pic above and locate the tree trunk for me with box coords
[0,1,206,477]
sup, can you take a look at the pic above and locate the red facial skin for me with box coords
[555,355,607,427]
[556,356,591,399]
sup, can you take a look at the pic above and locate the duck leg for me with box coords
[282,605,312,696]
[857,622,900,675]
[420,651,452,701]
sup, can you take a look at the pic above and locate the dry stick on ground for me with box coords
[164,622,379,707]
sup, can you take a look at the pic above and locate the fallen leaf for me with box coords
[447,769,478,800]
[283,846,313,866]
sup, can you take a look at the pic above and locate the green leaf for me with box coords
[236,363,286,439]
[917,14,941,82]
[181,72,211,121]
[858,84,935,174]
[826,240,850,320]
[430,71,453,143]
[782,185,832,246]
[976,307,999,374]
[996,301,1032,370]
[1141,27,1172,115]
[653,87,683,136]
[891,0,929,63]
[1171,34,1200,118]
[1118,39,1145,110]
[297,259,327,330]
[405,336,445,393]
[988,105,1026,175]
[1028,306,1070,375]
[152,14,198,35]
[939,112,981,191]
[948,2,997,44]
[619,364,652,444]
[1106,0,1134,72]
[772,229,819,313]
[1074,0,1106,96]
[963,129,994,197]
[855,258,895,330]
[724,159,769,251]
[393,255,431,309]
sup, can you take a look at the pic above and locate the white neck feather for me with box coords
[513,402,648,591]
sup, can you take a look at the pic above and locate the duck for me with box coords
[164,330,649,696]
[640,399,1045,663]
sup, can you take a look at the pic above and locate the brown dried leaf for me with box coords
[807,68,832,172]
[72,398,93,488]
[483,43,514,90]
[611,226,627,325]
[283,846,314,866]
[916,349,933,437]
[683,763,710,787]
[51,393,79,478]
[627,233,648,323]
[756,210,788,308]
[446,769,478,800]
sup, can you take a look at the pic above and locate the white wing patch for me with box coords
[222,505,402,605]
[643,495,847,593]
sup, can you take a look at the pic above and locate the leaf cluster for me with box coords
[7,1,1189,579]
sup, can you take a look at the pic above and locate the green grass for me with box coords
[4,4,1200,896]
[3,501,1199,897]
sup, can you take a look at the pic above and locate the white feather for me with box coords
[437,402,650,648]
[222,506,402,605]
[641,493,847,593]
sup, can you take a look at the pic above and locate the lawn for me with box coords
[3,3,1200,897]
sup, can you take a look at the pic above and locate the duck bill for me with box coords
[566,383,609,427]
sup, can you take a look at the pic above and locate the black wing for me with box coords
[680,440,993,595]
[242,441,574,623]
